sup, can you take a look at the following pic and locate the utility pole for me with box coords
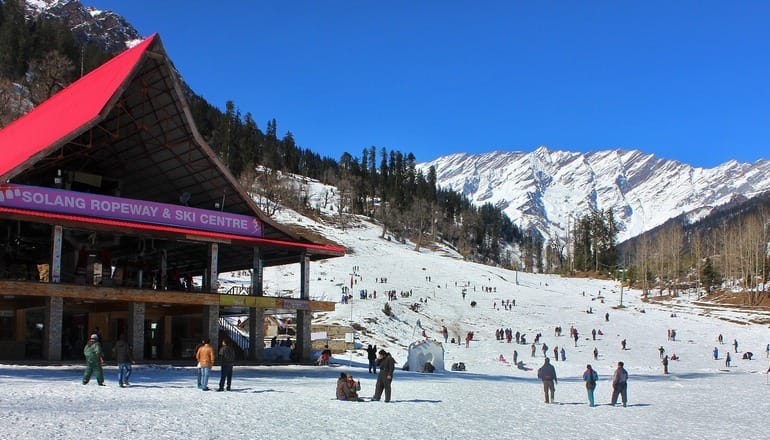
[619,269,625,308]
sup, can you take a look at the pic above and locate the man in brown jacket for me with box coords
[195,338,215,391]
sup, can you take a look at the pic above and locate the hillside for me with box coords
[3,190,770,438]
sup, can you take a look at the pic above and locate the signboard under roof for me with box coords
[0,184,262,237]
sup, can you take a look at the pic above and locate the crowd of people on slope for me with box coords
[77,263,770,408]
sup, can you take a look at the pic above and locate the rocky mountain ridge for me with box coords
[25,0,142,53]
[419,147,770,243]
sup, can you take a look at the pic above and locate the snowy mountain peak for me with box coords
[24,0,143,54]
[420,148,770,243]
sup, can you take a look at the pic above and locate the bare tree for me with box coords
[690,230,704,296]
[27,50,74,105]
[253,168,282,216]
[412,199,429,252]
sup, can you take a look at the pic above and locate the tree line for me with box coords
[194,100,527,267]
[620,193,770,303]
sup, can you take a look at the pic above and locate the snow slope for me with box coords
[2,204,770,439]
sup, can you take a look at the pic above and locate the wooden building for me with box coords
[0,34,345,362]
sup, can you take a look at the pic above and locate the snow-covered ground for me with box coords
[2,195,770,439]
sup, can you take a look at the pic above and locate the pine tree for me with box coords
[0,0,30,79]
[701,257,721,291]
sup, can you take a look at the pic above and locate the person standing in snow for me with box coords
[367,344,378,374]
[113,334,134,388]
[82,333,105,386]
[725,352,731,368]
[593,347,599,360]
[531,343,536,357]
[537,357,558,403]
[560,347,566,361]
[713,347,719,360]
[372,350,395,402]
[733,339,739,353]
[217,339,235,391]
[583,364,599,407]
[195,338,215,391]
[610,361,628,407]
[662,355,669,374]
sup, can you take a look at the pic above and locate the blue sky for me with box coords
[87,1,770,167]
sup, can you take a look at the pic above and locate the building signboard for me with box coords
[0,184,262,237]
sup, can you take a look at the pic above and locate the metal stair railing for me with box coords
[218,317,250,352]
[224,286,252,296]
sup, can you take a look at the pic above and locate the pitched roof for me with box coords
[0,34,344,268]
[0,35,157,180]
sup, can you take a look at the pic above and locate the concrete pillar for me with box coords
[296,309,312,363]
[203,305,219,349]
[51,225,63,283]
[43,296,63,360]
[128,302,145,361]
[248,248,264,362]
[296,252,312,363]
[207,243,219,293]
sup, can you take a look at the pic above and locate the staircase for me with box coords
[218,317,249,352]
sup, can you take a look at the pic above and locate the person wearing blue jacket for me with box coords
[583,364,599,407]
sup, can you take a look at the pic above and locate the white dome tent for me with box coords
[403,339,445,372]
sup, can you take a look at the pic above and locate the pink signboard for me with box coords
[0,184,262,237]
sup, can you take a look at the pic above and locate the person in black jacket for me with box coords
[372,349,395,402]
[366,344,378,374]
[217,339,235,391]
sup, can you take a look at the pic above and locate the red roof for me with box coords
[0,34,158,180]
